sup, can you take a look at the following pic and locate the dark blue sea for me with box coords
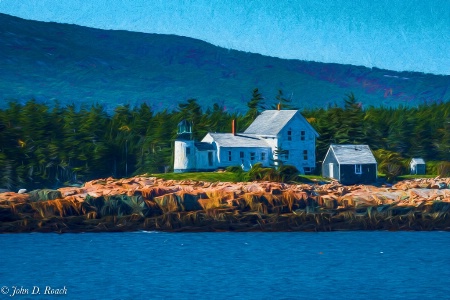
[0,232,449,300]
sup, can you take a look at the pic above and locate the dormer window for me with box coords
[301,131,305,141]
[287,129,292,141]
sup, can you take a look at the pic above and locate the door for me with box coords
[329,163,334,178]
[208,152,213,166]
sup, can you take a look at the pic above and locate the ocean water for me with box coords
[0,231,449,300]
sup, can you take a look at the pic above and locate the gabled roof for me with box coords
[330,144,377,164]
[244,110,318,136]
[203,133,270,148]
[411,158,425,165]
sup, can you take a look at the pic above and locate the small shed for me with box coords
[410,158,426,175]
[322,144,377,185]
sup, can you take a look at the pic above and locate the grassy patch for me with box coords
[298,175,328,182]
[150,172,241,182]
[376,173,437,184]
[154,171,442,184]
[398,174,437,180]
[150,172,327,183]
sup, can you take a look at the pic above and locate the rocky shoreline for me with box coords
[1,176,449,233]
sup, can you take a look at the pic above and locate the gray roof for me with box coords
[194,142,215,151]
[243,110,299,135]
[330,144,377,164]
[411,158,425,165]
[204,133,270,148]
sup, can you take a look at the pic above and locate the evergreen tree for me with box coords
[386,107,412,157]
[334,93,365,144]
[0,96,448,189]
[176,99,203,139]
[273,89,296,110]
[439,114,450,160]
[363,107,389,150]
[242,88,265,129]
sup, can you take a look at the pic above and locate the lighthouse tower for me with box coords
[174,120,196,173]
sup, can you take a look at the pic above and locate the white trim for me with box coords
[322,146,333,177]
[355,164,362,174]
[295,112,320,137]
[330,145,341,164]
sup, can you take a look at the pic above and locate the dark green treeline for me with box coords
[0,91,449,189]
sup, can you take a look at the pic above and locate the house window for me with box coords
[261,152,266,161]
[304,167,311,174]
[228,151,232,161]
[186,147,191,155]
[355,164,362,174]
[287,129,292,141]
[284,150,289,160]
[208,152,213,166]
[301,131,306,141]
[240,151,244,159]
[303,150,308,160]
[250,152,255,161]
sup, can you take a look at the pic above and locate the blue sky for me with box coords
[0,0,449,75]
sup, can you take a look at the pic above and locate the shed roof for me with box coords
[204,133,270,148]
[194,142,215,151]
[411,158,425,165]
[244,110,318,136]
[330,144,377,164]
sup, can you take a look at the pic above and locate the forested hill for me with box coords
[1,13,449,112]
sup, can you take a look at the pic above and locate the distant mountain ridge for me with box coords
[1,13,449,112]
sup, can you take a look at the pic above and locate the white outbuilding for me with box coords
[174,109,319,174]
[410,158,426,175]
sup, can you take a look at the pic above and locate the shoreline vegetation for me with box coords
[1,97,449,191]
[1,175,449,233]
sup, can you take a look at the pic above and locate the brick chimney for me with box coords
[232,119,236,136]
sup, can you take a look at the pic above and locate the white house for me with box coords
[174,109,319,174]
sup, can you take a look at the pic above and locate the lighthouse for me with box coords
[173,120,196,173]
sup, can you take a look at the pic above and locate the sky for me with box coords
[0,0,449,75]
